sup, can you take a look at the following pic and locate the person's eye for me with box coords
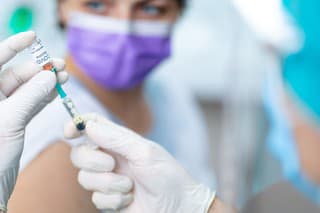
[141,5,163,16]
[85,1,107,13]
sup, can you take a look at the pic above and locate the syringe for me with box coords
[28,38,86,131]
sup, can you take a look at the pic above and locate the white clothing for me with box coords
[21,72,215,188]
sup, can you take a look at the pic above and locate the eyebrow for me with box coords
[114,0,169,4]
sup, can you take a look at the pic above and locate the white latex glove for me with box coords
[0,31,68,212]
[232,0,302,53]
[65,113,216,213]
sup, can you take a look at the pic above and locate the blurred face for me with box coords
[60,0,179,90]
[59,0,181,25]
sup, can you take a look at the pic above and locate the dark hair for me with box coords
[177,0,186,8]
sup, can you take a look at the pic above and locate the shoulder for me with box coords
[21,97,68,170]
[9,142,99,213]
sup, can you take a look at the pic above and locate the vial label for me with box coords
[29,38,51,66]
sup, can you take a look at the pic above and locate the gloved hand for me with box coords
[0,31,68,212]
[65,113,216,213]
[232,0,302,53]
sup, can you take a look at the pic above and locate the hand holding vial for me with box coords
[0,32,68,212]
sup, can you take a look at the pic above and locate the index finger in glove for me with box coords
[65,113,147,161]
[0,58,67,98]
[0,31,36,67]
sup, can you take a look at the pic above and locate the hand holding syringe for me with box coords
[28,38,86,131]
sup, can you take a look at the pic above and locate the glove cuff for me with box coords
[0,133,24,170]
[180,184,216,213]
[0,166,19,211]
[205,192,216,213]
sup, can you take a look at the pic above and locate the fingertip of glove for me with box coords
[19,31,36,42]
[12,31,36,50]
[64,121,81,139]
[24,31,36,39]
[51,58,66,71]
[57,71,69,84]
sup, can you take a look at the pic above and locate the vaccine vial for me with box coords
[29,38,52,69]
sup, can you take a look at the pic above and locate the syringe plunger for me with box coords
[62,97,86,131]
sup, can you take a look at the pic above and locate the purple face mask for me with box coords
[67,12,172,90]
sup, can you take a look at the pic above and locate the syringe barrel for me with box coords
[62,97,78,117]
[62,97,86,131]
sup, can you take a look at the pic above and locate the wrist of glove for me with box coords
[0,131,24,210]
[178,184,216,213]
[67,113,216,213]
[0,166,19,212]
